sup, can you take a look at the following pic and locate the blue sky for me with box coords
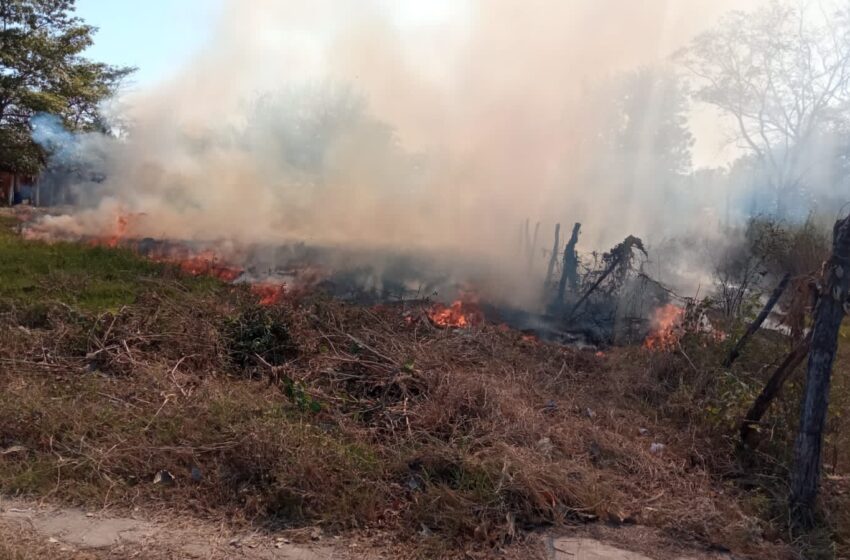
[75,0,225,87]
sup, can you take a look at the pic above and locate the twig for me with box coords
[168,356,193,396]
[143,394,175,432]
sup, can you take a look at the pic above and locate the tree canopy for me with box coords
[0,0,132,174]
[676,0,850,216]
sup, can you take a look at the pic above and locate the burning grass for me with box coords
[0,214,222,311]
[0,212,847,558]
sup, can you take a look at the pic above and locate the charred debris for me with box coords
[500,221,677,348]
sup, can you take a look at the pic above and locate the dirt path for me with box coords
[0,498,353,560]
[0,498,732,560]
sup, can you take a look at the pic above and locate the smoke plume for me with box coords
[33,0,761,303]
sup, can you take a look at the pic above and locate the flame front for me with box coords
[162,250,243,282]
[102,213,130,248]
[427,300,484,328]
[644,304,685,351]
[251,283,287,306]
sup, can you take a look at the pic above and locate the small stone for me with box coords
[649,442,665,454]
[153,470,175,485]
[585,407,596,419]
[638,427,650,436]
[406,476,421,492]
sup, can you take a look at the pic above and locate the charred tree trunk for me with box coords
[789,215,850,529]
[740,332,811,449]
[566,256,618,321]
[544,223,561,290]
[724,273,791,367]
[555,223,581,306]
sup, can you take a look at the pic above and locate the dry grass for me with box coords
[0,212,846,558]
[0,283,802,558]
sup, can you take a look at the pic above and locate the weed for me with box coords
[224,305,297,370]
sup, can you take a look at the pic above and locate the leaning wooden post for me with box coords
[789,215,850,528]
[724,272,792,367]
[740,332,811,448]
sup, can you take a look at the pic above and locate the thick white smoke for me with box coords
[32,0,765,304]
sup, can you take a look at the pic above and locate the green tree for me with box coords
[0,0,133,175]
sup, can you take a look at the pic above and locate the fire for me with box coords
[98,212,130,248]
[643,304,685,351]
[165,251,243,282]
[427,300,484,328]
[251,283,286,306]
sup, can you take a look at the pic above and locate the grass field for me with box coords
[0,211,848,559]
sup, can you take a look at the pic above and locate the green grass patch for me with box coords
[0,215,220,311]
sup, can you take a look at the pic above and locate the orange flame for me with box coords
[644,304,685,351]
[163,250,243,282]
[428,300,484,328]
[93,212,131,248]
[251,283,287,306]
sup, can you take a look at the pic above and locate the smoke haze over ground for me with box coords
[33,0,788,304]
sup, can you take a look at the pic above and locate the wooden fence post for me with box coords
[789,215,850,528]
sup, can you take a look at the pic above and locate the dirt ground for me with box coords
[0,498,734,560]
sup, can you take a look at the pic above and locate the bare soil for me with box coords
[0,497,734,560]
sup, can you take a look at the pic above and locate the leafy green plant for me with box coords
[282,378,322,413]
[224,305,297,370]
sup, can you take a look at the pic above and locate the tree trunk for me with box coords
[740,332,811,449]
[555,223,581,306]
[11,171,21,206]
[724,272,791,367]
[789,215,850,529]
